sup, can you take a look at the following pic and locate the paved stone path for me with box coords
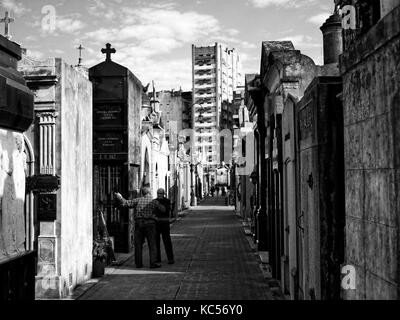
[78,197,273,300]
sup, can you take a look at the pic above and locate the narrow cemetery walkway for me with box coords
[78,197,273,300]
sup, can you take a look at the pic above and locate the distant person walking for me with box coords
[210,186,215,197]
[114,185,165,268]
[155,188,174,264]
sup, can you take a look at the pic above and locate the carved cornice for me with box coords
[36,111,59,119]
[24,75,58,88]
[26,175,60,193]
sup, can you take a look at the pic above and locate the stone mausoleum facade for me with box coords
[19,56,93,299]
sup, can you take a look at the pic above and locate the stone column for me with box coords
[320,13,343,65]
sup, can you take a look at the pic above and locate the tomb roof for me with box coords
[261,41,295,55]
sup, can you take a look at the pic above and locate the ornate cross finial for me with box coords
[0,11,15,40]
[77,44,85,66]
[101,43,116,61]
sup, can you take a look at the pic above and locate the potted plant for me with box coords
[92,239,107,277]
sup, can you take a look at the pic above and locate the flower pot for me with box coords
[93,259,105,277]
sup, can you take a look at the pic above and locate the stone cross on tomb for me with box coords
[101,43,116,62]
[0,11,14,39]
[77,44,85,66]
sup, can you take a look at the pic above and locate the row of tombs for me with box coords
[0,32,193,299]
[234,2,400,301]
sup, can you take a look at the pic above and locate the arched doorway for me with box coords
[23,134,35,252]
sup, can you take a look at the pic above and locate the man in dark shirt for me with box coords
[114,185,165,268]
[155,188,174,264]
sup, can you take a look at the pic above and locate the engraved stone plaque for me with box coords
[38,193,57,221]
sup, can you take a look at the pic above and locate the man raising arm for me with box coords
[114,185,166,268]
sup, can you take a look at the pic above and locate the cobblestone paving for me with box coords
[79,197,273,300]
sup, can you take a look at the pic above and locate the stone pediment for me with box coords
[89,60,127,77]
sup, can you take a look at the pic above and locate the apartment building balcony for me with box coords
[195,132,214,137]
[194,112,217,118]
[195,101,215,107]
[194,93,216,99]
[194,64,216,71]
[194,101,216,107]
[194,104,215,110]
[194,56,215,63]
[194,83,215,90]
[194,73,216,80]
[195,121,217,128]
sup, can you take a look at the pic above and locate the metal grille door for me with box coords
[94,163,128,252]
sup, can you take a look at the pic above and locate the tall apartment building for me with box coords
[192,43,243,168]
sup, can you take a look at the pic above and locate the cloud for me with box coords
[214,34,257,50]
[0,0,30,17]
[87,0,116,20]
[50,49,65,55]
[40,14,86,36]
[249,0,317,8]
[308,12,330,25]
[136,58,192,91]
[26,49,44,59]
[277,34,321,49]
[84,6,221,57]
[56,16,86,34]
[24,35,38,42]
[82,5,247,90]
[123,7,221,42]
[84,50,193,91]
[240,53,260,74]
[241,41,257,49]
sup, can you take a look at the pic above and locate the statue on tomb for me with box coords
[12,134,27,252]
[0,133,27,258]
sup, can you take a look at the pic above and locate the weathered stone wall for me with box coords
[19,57,61,298]
[0,35,35,300]
[260,45,321,295]
[281,96,298,299]
[158,91,185,135]
[0,130,27,260]
[341,6,400,300]
[381,0,400,17]
[60,61,93,296]
[0,36,34,261]
[128,71,142,168]
[127,70,142,197]
[297,77,344,300]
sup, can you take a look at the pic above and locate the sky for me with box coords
[1,0,334,90]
